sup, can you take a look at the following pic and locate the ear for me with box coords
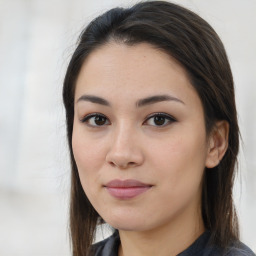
[205,120,229,168]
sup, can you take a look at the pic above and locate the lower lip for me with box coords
[106,186,151,199]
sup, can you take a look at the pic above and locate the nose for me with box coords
[105,124,144,169]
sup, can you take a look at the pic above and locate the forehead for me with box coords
[75,42,197,105]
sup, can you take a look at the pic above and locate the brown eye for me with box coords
[154,115,166,126]
[81,114,110,127]
[144,113,176,127]
[94,115,107,126]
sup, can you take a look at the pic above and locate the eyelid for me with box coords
[80,113,110,127]
[79,113,100,122]
[144,112,177,125]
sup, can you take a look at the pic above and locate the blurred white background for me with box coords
[0,0,255,255]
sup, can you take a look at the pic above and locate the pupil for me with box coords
[154,116,165,125]
[95,116,106,125]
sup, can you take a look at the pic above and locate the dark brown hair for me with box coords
[63,1,240,255]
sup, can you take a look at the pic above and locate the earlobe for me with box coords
[205,121,229,168]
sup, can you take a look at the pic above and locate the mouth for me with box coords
[104,179,153,200]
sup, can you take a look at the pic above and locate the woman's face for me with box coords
[72,42,211,232]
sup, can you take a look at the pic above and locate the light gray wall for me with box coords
[0,0,255,254]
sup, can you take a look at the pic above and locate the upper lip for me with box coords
[105,179,152,188]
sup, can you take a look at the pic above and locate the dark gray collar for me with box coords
[91,230,255,256]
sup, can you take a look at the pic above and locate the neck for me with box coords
[118,208,205,256]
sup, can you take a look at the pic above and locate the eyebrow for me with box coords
[136,94,184,107]
[76,94,184,107]
[76,95,110,106]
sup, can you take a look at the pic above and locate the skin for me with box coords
[72,42,229,256]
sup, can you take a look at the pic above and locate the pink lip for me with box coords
[104,179,152,199]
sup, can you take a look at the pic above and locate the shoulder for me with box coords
[89,231,120,256]
[224,241,255,256]
[206,240,255,256]
[178,231,255,256]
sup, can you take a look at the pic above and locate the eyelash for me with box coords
[80,113,110,127]
[144,112,176,126]
[80,112,176,128]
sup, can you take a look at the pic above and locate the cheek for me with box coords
[71,129,107,186]
[149,129,207,192]
[72,132,109,208]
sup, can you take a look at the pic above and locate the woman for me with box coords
[63,1,255,255]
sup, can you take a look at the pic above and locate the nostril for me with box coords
[108,160,137,169]
[119,162,137,169]
[109,162,116,167]
[128,162,136,167]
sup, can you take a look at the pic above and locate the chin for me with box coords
[104,214,152,232]
[112,225,137,232]
[111,223,147,232]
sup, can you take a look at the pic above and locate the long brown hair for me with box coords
[63,1,240,255]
